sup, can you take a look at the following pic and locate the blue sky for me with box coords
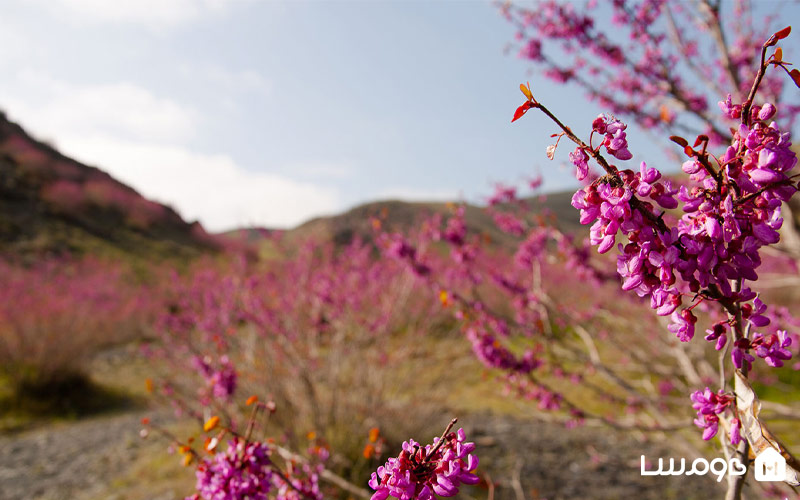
[0,0,796,231]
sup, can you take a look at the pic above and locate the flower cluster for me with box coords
[690,388,740,444]
[465,324,539,374]
[191,355,238,402]
[592,114,633,161]
[734,330,793,370]
[570,96,797,360]
[369,426,479,500]
[190,438,274,500]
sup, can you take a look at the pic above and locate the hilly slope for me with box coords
[0,113,220,260]
[288,191,582,244]
[221,191,585,257]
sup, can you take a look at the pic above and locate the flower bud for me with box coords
[758,102,776,121]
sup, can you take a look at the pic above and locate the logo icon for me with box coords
[754,448,786,482]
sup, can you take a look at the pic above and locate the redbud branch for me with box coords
[427,418,458,458]
[741,29,787,128]
[664,4,727,99]
[144,422,203,460]
[530,100,677,239]
[699,0,743,97]
[244,402,261,441]
[526,372,691,432]
[689,139,723,186]
[735,178,798,206]
[718,337,730,392]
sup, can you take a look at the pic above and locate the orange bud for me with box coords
[205,436,219,454]
[363,443,375,459]
[144,378,154,393]
[246,395,258,406]
[368,427,380,443]
[659,104,672,123]
[439,290,449,307]
[183,452,194,466]
[141,417,150,426]
[204,416,220,432]
[519,83,533,101]
[306,431,317,440]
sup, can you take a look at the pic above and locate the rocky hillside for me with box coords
[0,113,220,260]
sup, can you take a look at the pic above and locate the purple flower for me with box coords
[718,94,742,119]
[569,147,590,181]
[732,342,755,371]
[668,309,696,342]
[369,426,479,500]
[704,322,728,351]
[690,388,734,441]
[753,330,793,367]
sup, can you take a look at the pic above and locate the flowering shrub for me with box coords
[148,237,456,498]
[40,179,87,215]
[0,257,147,396]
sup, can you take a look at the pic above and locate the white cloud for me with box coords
[50,0,234,29]
[1,73,342,231]
[57,135,341,231]
[0,18,39,69]
[5,72,197,143]
[376,187,460,202]
[178,63,271,96]
[289,162,355,179]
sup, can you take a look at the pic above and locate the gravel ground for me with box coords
[0,409,735,500]
[0,411,160,500]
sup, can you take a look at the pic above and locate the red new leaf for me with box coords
[512,101,533,122]
[670,136,688,148]
[767,26,791,47]
[774,26,792,40]
[791,69,800,89]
